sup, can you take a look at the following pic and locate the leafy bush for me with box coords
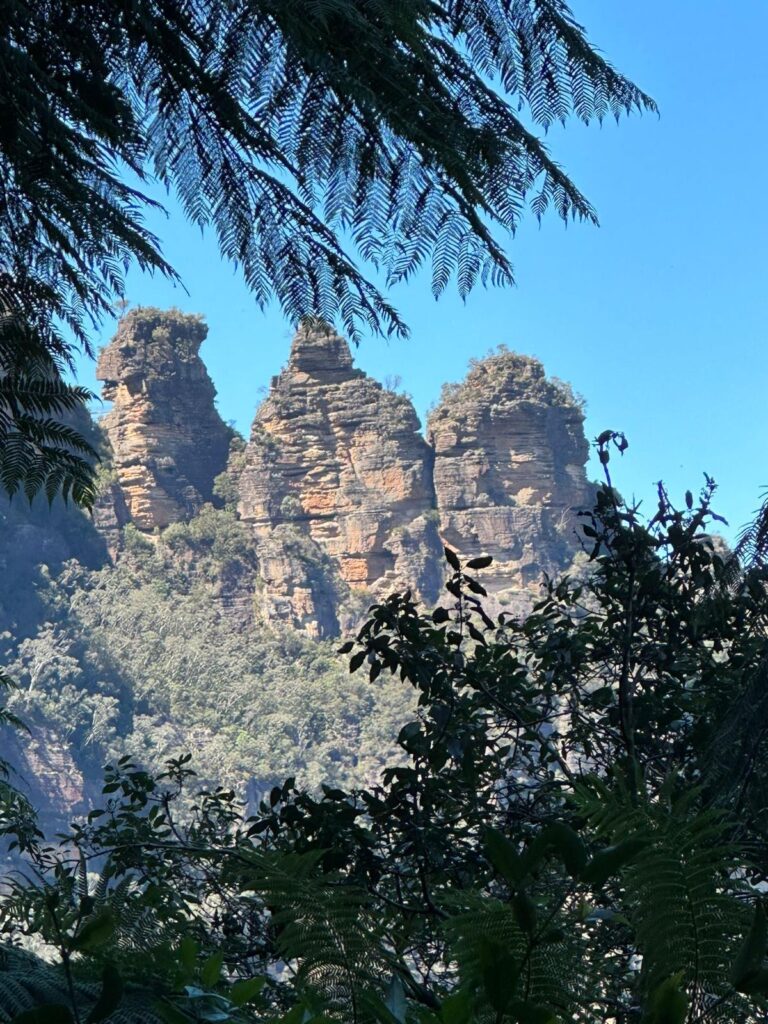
[3,441,768,1023]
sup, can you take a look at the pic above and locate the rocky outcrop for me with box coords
[427,347,591,612]
[235,323,442,635]
[6,726,93,838]
[91,478,132,559]
[96,308,232,531]
[249,525,344,637]
[94,311,592,632]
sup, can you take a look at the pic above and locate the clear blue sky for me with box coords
[75,0,768,541]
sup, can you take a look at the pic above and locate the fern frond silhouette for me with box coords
[0,0,654,503]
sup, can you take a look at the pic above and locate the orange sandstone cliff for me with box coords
[96,308,232,531]
[233,323,443,635]
[96,312,592,634]
[427,348,592,613]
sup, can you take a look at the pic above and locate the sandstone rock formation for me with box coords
[427,347,591,612]
[234,323,443,635]
[94,310,592,633]
[96,308,232,531]
[6,726,92,838]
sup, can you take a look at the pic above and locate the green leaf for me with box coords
[177,935,199,986]
[465,578,487,596]
[483,827,523,884]
[201,951,224,988]
[444,547,461,571]
[585,685,614,708]
[737,967,768,995]
[539,822,587,878]
[467,623,486,645]
[87,962,124,1023]
[512,891,538,934]
[154,1001,192,1024]
[479,940,519,1014]
[580,836,648,887]
[441,988,472,1024]
[731,900,768,991]
[646,972,688,1024]
[277,1005,309,1024]
[70,908,116,952]
[360,990,402,1024]
[12,1008,75,1024]
[230,977,266,1007]
[349,650,367,673]
[508,1001,558,1024]
[384,976,407,1023]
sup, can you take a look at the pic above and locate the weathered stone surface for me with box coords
[96,308,232,531]
[235,323,442,635]
[91,478,131,559]
[250,526,343,638]
[93,312,593,632]
[6,726,93,837]
[427,347,592,612]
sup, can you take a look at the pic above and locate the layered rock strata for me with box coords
[234,323,443,635]
[94,311,593,633]
[96,308,232,531]
[427,347,591,612]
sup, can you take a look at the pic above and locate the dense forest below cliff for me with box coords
[1,309,593,831]
[1,497,418,832]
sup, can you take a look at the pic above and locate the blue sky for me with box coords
[75,0,767,541]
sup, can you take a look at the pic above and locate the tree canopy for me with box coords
[2,445,768,1022]
[0,0,655,505]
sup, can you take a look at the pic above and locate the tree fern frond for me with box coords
[237,850,389,1015]
[574,783,755,1020]
[735,490,768,572]
[1,0,653,501]
[445,893,585,1020]
[0,947,165,1024]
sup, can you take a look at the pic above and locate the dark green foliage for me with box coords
[0,669,41,858]
[3,446,768,1022]
[0,947,166,1023]
[0,0,653,504]
[735,490,768,573]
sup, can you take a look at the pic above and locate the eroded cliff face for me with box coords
[427,348,591,612]
[6,727,93,838]
[96,308,232,531]
[234,324,443,635]
[93,312,592,633]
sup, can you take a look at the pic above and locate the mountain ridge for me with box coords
[95,309,592,634]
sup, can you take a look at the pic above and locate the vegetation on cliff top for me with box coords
[431,346,586,421]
